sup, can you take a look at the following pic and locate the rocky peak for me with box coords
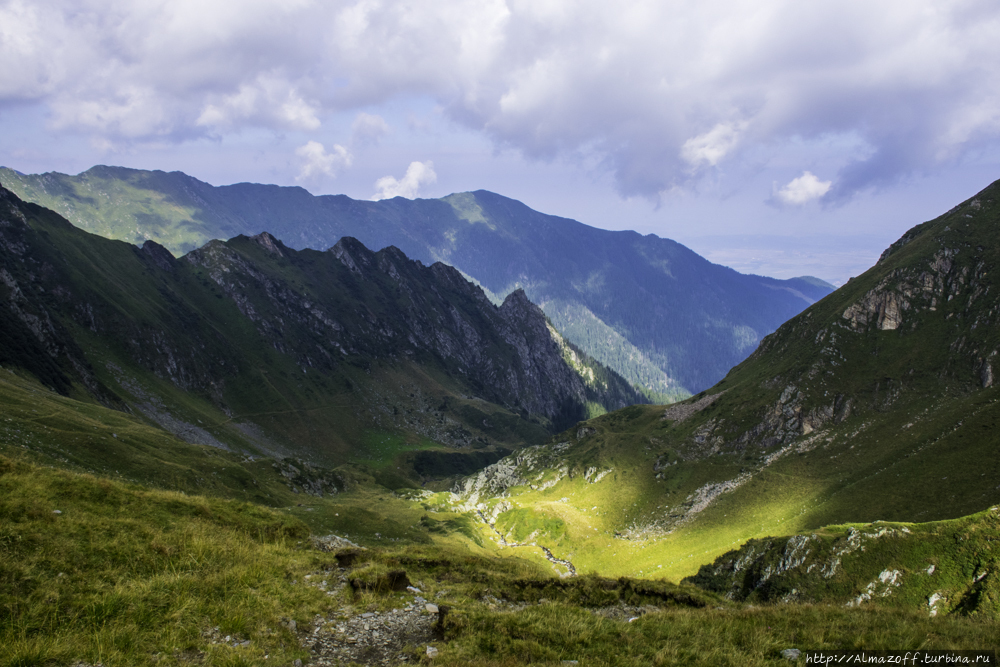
[329,236,374,274]
[249,231,286,257]
[500,288,532,311]
[498,289,552,345]
[189,233,646,427]
[140,240,176,271]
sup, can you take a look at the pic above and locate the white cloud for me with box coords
[49,85,176,138]
[351,112,390,146]
[776,171,832,205]
[372,161,437,200]
[197,73,320,132]
[0,0,62,100]
[295,141,352,181]
[681,122,747,168]
[4,0,1000,200]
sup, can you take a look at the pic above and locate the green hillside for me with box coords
[4,171,1000,663]
[431,180,1000,588]
[0,165,835,396]
[4,449,998,667]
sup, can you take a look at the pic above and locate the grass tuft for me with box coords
[0,454,322,666]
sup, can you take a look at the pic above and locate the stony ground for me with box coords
[295,556,441,667]
[293,554,666,667]
[301,600,439,666]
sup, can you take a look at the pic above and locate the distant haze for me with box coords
[2,0,1000,284]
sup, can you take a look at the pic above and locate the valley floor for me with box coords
[3,452,999,667]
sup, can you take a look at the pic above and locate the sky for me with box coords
[2,0,1000,285]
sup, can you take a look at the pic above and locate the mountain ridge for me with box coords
[0,165,835,395]
[0,183,643,478]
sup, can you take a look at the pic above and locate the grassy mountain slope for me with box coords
[0,453,318,667]
[5,451,998,667]
[434,180,1000,589]
[0,165,834,396]
[0,185,642,481]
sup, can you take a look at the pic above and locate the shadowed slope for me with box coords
[0,185,642,473]
[1,166,834,395]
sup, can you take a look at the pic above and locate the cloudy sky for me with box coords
[3,0,1000,284]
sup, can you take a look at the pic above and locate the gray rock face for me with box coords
[301,602,438,666]
[272,459,342,497]
[184,234,643,423]
[452,456,529,504]
[687,524,912,602]
[978,356,995,388]
[660,391,725,423]
[841,247,972,333]
[842,286,907,330]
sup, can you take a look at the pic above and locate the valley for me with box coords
[432,181,1000,588]
[2,174,1000,665]
[0,182,646,479]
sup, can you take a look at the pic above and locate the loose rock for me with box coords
[301,602,436,666]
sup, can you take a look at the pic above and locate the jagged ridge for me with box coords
[0,184,644,469]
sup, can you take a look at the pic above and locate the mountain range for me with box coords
[0,165,834,397]
[2,169,1000,663]
[0,182,643,486]
[3,168,997,577]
